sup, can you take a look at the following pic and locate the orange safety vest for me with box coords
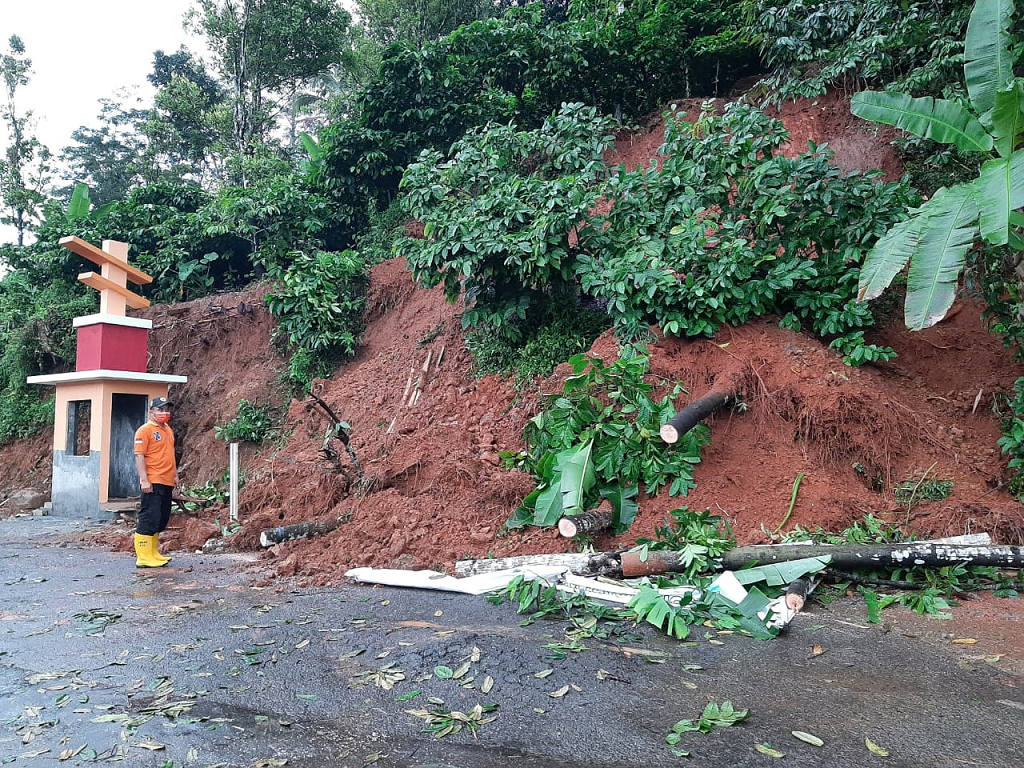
[133,420,176,485]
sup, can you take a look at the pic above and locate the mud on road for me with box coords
[1,517,1022,768]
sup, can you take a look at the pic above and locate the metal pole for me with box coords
[229,442,239,523]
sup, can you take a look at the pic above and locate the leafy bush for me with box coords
[353,197,410,266]
[214,400,278,443]
[749,0,973,102]
[400,102,617,340]
[465,301,610,387]
[632,507,736,580]
[506,349,710,530]
[997,376,1024,498]
[265,249,368,393]
[0,273,94,444]
[578,102,913,363]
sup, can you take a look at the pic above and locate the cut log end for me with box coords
[558,518,579,538]
[659,424,679,444]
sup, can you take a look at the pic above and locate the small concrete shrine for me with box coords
[27,237,187,518]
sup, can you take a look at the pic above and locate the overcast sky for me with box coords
[3,0,202,156]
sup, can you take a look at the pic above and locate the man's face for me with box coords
[152,406,172,424]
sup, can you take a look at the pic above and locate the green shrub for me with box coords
[578,101,913,364]
[507,349,709,530]
[214,400,278,443]
[0,389,53,444]
[466,302,610,387]
[265,249,368,393]
[997,376,1024,498]
[400,102,617,340]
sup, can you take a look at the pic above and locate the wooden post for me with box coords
[229,442,239,523]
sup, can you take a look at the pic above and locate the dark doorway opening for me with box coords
[66,400,92,456]
[109,394,148,498]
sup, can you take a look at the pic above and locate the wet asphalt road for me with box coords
[1,516,1022,768]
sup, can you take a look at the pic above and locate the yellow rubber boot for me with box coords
[134,533,168,568]
[152,533,172,565]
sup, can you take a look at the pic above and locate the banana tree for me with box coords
[850,0,1021,329]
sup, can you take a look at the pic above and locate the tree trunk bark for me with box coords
[455,552,596,577]
[660,391,733,444]
[620,542,1024,577]
[720,542,1024,570]
[259,517,343,547]
[558,507,614,538]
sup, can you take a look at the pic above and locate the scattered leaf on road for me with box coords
[549,685,569,698]
[481,676,494,694]
[865,737,889,756]
[534,669,554,678]
[952,638,977,645]
[755,744,785,758]
[792,731,824,747]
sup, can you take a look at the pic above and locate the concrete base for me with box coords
[50,451,114,520]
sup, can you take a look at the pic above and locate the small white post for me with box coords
[229,442,239,523]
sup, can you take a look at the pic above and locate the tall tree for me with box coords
[60,92,151,206]
[188,0,353,177]
[143,48,229,184]
[0,35,51,245]
[354,0,495,47]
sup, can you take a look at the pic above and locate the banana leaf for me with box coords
[975,147,1024,245]
[533,440,595,527]
[299,132,322,161]
[965,0,1015,120]
[67,183,91,221]
[905,185,980,330]
[733,556,831,587]
[599,484,639,533]
[850,92,993,153]
[858,212,928,302]
[989,80,1024,158]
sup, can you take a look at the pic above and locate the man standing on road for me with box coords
[133,396,179,568]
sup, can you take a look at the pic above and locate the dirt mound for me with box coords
[3,92,1022,584]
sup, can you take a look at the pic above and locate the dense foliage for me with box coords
[580,101,914,363]
[401,103,617,339]
[265,249,368,393]
[749,0,975,102]
[401,100,914,364]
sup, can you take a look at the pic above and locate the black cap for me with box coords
[150,396,172,409]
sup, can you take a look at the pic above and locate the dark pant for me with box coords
[138,484,173,535]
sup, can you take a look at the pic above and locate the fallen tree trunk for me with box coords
[457,535,1015,579]
[619,542,1024,577]
[260,517,344,547]
[659,391,733,444]
[455,552,601,578]
[722,542,1024,570]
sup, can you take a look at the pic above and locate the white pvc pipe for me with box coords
[229,442,239,523]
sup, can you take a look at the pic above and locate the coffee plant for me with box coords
[214,399,279,443]
[400,102,617,341]
[577,101,914,363]
[265,249,368,393]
